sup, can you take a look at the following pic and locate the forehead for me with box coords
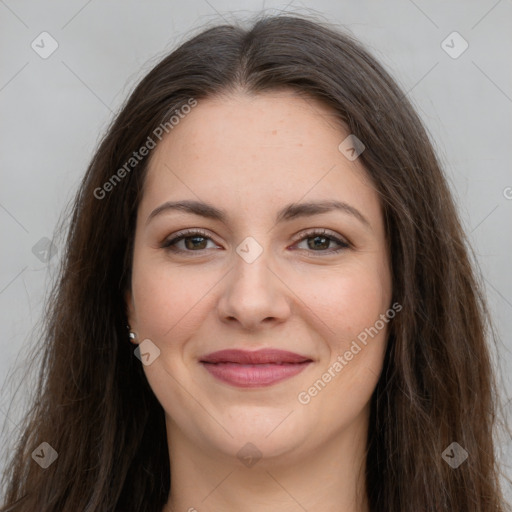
[149,90,346,170]
[141,91,381,228]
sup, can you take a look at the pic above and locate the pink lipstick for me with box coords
[199,349,312,388]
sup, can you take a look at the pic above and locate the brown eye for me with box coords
[182,235,208,250]
[307,235,331,250]
[161,229,218,253]
[293,229,350,255]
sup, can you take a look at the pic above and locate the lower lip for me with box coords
[201,361,312,388]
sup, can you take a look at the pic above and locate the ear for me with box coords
[125,289,136,331]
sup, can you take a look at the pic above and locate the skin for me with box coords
[126,90,392,512]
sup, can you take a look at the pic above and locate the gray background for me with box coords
[1,0,511,490]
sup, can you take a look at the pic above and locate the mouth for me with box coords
[199,349,313,388]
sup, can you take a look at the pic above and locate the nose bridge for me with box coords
[234,237,271,291]
[217,234,290,328]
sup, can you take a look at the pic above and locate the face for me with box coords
[126,90,392,463]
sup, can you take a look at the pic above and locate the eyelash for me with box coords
[161,228,350,256]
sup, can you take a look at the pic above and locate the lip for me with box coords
[199,349,313,388]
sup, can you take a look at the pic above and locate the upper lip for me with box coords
[200,349,312,365]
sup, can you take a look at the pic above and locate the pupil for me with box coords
[309,236,328,250]
[185,236,206,250]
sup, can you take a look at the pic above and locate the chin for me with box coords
[214,414,312,460]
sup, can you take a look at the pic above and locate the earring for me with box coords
[127,324,137,343]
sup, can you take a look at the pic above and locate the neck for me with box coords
[162,411,370,512]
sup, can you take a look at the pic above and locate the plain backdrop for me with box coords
[1,0,511,490]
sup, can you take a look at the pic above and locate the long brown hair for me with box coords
[1,14,509,512]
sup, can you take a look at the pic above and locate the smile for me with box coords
[199,349,313,388]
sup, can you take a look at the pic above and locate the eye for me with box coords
[161,228,219,253]
[291,229,350,255]
[161,228,350,256]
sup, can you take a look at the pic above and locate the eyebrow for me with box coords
[146,199,371,230]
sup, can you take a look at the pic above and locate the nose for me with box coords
[216,244,291,331]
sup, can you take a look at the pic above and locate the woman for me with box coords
[1,14,509,512]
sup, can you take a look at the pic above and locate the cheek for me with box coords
[292,257,391,403]
[326,269,390,392]
[295,269,390,424]
[130,251,219,339]
[293,260,390,344]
